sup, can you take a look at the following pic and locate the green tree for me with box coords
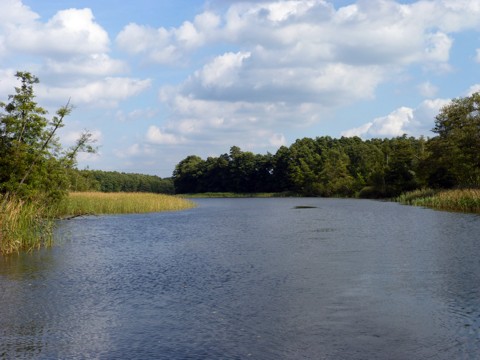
[319,148,355,196]
[173,155,205,193]
[0,71,95,201]
[428,92,480,187]
[288,138,324,195]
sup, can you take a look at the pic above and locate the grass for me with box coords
[397,188,480,213]
[0,195,55,254]
[55,191,196,217]
[1,192,196,254]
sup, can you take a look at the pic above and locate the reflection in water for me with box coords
[1,198,479,359]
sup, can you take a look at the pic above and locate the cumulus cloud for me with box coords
[7,8,109,57]
[44,54,127,76]
[467,84,480,96]
[341,98,451,138]
[37,77,151,107]
[146,125,185,145]
[0,1,149,108]
[116,11,221,64]
[141,0,480,150]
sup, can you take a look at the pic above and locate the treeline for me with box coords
[68,170,174,194]
[173,93,480,197]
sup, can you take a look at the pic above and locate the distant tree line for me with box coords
[69,170,174,194]
[173,93,480,197]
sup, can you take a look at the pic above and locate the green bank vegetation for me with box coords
[397,188,480,213]
[0,72,185,254]
[0,195,55,254]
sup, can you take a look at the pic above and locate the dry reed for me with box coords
[56,192,196,217]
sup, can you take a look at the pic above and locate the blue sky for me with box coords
[1,0,480,177]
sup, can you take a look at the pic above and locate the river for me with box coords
[1,198,479,359]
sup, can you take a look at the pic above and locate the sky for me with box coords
[1,0,480,177]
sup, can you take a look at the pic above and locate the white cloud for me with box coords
[341,98,451,138]
[0,69,18,98]
[116,11,220,64]
[61,129,103,146]
[44,54,127,76]
[0,2,138,103]
[466,84,480,96]
[195,51,251,88]
[115,108,158,122]
[269,133,286,147]
[38,77,151,107]
[7,8,109,57]
[0,0,38,28]
[146,125,185,145]
[418,81,438,98]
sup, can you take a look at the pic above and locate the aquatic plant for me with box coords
[0,194,54,254]
[397,188,480,213]
[55,192,196,217]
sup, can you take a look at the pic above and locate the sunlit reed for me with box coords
[55,192,196,217]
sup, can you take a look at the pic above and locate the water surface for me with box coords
[1,198,479,359]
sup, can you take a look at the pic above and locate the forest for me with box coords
[68,170,174,194]
[173,93,480,197]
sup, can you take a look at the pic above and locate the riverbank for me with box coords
[396,188,480,213]
[1,192,196,254]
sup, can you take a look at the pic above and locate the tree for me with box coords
[428,92,480,187]
[173,155,205,193]
[0,71,95,201]
[319,148,355,196]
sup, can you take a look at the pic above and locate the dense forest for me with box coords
[173,93,480,197]
[68,170,174,194]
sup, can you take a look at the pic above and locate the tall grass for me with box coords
[55,192,196,217]
[1,192,195,254]
[0,195,55,254]
[397,188,480,213]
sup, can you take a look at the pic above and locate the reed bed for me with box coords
[397,189,480,213]
[0,195,55,254]
[56,192,196,217]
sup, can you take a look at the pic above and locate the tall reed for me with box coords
[55,192,196,217]
[397,188,480,213]
[0,194,55,254]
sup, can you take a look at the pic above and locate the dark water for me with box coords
[1,198,480,359]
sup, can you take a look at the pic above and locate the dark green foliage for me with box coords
[0,71,96,202]
[426,92,480,188]
[71,169,174,194]
[0,72,69,201]
[172,135,429,197]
